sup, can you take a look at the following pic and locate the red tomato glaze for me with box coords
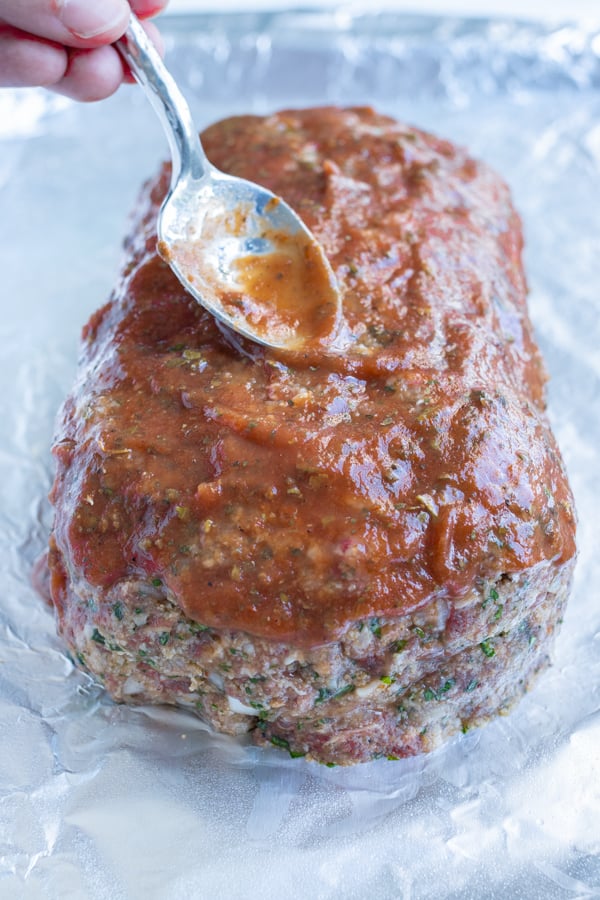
[49,107,576,647]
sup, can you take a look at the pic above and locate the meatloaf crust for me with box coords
[48,107,576,764]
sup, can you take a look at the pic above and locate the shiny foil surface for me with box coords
[1,11,599,899]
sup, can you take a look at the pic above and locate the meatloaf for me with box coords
[47,106,576,765]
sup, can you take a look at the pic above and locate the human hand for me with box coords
[0,0,168,101]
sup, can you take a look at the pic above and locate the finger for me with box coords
[50,20,164,101]
[51,45,125,102]
[0,0,130,49]
[130,0,170,18]
[0,23,68,88]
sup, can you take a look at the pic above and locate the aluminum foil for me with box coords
[1,11,599,899]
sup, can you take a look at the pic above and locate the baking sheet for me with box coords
[1,10,599,899]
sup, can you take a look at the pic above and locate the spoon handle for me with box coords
[116,13,208,185]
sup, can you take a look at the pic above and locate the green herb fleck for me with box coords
[390,639,407,654]
[466,679,478,692]
[483,586,500,609]
[370,618,383,638]
[380,675,394,685]
[91,628,105,645]
[270,734,290,751]
[159,632,170,646]
[480,640,495,658]
[334,684,355,700]
[315,683,355,704]
[112,602,124,620]
[423,687,437,701]
[137,649,157,669]
[151,577,162,588]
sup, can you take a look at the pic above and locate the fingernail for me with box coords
[58,0,128,40]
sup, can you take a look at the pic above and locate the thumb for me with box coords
[57,0,130,43]
[0,0,131,48]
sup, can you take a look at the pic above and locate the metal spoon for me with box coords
[116,14,342,353]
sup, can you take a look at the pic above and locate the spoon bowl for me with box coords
[117,14,341,352]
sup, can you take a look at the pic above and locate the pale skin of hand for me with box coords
[0,0,168,101]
